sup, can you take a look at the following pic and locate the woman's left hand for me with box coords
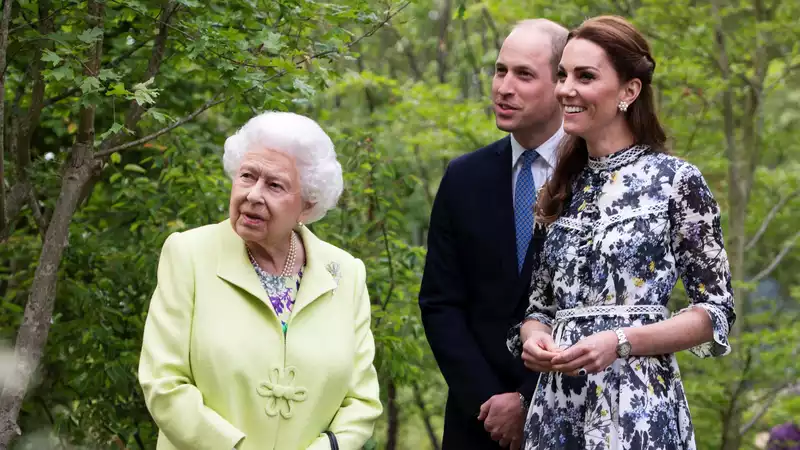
[550,330,619,376]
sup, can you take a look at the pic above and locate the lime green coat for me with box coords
[138,221,382,450]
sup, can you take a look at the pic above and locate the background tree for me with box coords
[1,0,798,449]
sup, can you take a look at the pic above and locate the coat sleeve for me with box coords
[669,163,735,358]
[138,232,245,450]
[418,165,506,418]
[306,258,382,450]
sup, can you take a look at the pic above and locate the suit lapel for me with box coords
[492,138,521,283]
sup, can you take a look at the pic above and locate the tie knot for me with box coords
[521,150,539,168]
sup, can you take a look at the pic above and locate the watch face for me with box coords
[618,342,632,358]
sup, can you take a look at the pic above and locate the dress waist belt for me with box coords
[552,305,669,349]
[555,305,669,322]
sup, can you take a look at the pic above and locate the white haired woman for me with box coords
[138,112,382,450]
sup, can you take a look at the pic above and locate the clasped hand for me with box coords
[478,392,523,449]
[521,330,619,376]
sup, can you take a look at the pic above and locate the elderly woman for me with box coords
[138,112,382,450]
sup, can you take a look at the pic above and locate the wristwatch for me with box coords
[614,328,632,358]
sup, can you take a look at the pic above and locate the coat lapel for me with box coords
[215,222,337,319]
[216,221,273,309]
[290,225,337,317]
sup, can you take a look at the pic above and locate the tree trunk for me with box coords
[435,0,452,84]
[0,2,103,447]
[413,382,441,450]
[386,380,399,450]
[710,2,744,448]
[0,146,99,449]
[0,0,12,229]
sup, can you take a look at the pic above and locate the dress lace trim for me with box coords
[553,202,669,231]
[587,144,651,171]
[597,202,669,229]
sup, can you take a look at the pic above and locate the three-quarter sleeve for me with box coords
[138,233,245,449]
[306,258,382,450]
[506,230,556,358]
[669,164,736,358]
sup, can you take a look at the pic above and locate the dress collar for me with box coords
[587,144,651,171]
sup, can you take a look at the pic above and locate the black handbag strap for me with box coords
[325,431,339,450]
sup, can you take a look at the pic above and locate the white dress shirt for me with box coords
[510,127,565,199]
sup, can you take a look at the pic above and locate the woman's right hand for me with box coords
[521,331,561,372]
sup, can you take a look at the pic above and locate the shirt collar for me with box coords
[510,126,565,169]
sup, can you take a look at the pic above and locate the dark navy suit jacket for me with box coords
[419,136,543,449]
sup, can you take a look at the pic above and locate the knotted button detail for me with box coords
[257,366,307,419]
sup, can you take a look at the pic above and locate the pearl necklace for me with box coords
[247,231,297,278]
[281,231,297,278]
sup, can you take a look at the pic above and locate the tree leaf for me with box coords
[106,82,130,97]
[98,69,120,81]
[263,32,284,53]
[42,50,61,66]
[123,164,146,174]
[293,78,316,98]
[48,65,74,81]
[99,123,125,141]
[80,76,101,93]
[77,27,104,44]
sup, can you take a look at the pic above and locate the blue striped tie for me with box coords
[515,150,539,273]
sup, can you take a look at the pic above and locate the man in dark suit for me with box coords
[419,19,568,449]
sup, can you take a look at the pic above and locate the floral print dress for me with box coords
[506,145,735,450]
[248,252,303,335]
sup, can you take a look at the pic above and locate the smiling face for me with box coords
[555,38,640,143]
[491,28,561,145]
[229,148,311,245]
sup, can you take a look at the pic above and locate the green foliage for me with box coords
[2,0,800,449]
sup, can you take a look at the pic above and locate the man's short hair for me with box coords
[511,19,569,81]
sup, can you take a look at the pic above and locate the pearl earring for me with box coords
[618,100,629,112]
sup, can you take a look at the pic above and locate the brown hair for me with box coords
[537,16,668,224]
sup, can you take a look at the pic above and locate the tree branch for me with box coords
[739,382,800,435]
[763,30,800,94]
[412,381,441,450]
[387,26,422,80]
[745,189,800,251]
[481,7,502,52]
[298,2,409,65]
[94,92,227,158]
[435,0,452,84]
[13,0,53,185]
[748,230,800,284]
[43,37,153,108]
[95,4,407,159]
[719,349,752,438]
[8,2,72,34]
[96,1,178,153]
[26,187,46,239]
[0,0,14,230]
[380,219,396,311]
[0,182,28,241]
